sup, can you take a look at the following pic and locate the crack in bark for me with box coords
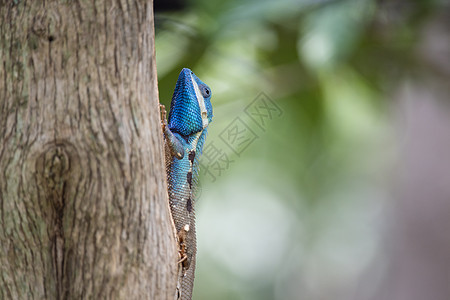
[37,144,71,299]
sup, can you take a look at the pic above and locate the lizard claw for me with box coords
[177,254,187,264]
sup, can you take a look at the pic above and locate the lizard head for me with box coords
[168,68,213,136]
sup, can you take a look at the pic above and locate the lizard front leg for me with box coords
[160,104,184,159]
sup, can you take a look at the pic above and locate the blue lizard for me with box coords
[160,68,213,300]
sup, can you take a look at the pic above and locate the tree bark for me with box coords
[0,1,178,299]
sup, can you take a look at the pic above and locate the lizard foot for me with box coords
[177,224,190,269]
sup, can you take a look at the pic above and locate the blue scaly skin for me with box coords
[160,68,213,300]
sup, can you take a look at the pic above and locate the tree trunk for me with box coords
[0,1,178,299]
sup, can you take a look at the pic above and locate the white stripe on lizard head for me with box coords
[190,73,209,129]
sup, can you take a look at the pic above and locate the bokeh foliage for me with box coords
[155,1,445,299]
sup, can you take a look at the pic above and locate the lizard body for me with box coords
[161,68,213,300]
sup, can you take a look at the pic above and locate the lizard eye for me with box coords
[201,86,211,98]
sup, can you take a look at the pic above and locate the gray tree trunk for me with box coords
[0,1,178,299]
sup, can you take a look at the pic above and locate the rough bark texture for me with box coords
[0,0,178,299]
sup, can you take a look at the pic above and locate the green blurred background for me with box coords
[155,1,449,299]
